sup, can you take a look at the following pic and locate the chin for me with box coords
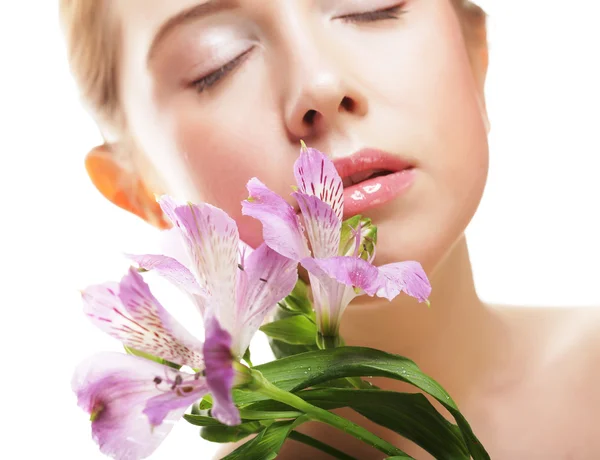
[371,182,485,276]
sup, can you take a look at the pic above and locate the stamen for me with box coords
[90,403,104,422]
[350,222,363,258]
[238,244,249,271]
[368,243,377,264]
[171,374,183,390]
[259,278,268,283]
[153,377,162,385]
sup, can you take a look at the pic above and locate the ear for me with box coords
[85,144,171,229]
[460,5,490,131]
[462,5,489,97]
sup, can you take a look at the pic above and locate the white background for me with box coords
[1,1,599,459]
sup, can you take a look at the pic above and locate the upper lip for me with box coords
[333,148,415,187]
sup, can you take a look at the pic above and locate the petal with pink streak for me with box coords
[233,243,298,356]
[127,253,208,314]
[294,146,344,222]
[301,256,381,295]
[82,268,204,369]
[158,196,239,331]
[375,261,432,302]
[242,178,309,261]
[159,196,239,330]
[293,192,340,259]
[203,316,241,426]
[73,353,207,460]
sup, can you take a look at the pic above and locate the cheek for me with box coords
[167,103,297,248]
[350,6,489,197]
[393,6,490,201]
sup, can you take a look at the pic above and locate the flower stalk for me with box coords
[248,369,411,458]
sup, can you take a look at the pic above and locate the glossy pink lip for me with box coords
[333,149,416,217]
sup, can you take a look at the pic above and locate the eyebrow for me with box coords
[147,0,236,62]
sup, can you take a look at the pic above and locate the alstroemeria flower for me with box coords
[242,146,431,337]
[73,197,297,460]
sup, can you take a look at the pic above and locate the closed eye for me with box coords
[336,3,407,23]
[191,47,254,94]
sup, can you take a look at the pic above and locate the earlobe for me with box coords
[85,144,171,230]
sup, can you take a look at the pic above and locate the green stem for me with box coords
[289,431,358,460]
[238,410,303,420]
[251,370,411,458]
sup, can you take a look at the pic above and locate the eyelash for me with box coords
[192,47,254,93]
[191,4,406,93]
[339,3,407,23]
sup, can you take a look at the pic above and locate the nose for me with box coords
[284,58,368,141]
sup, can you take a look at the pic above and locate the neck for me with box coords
[341,235,508,398]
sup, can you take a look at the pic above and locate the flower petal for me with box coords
[159,196,239,330]
[203,316,241,426]
[127,253,208,314]
[375,261,432,302]
[73,352,207,460]
[294,146,344,222]
[293,192,341,259]
[143,377,209,427]
[233,243,298,355]
[82,268,204,369]
[242,178,309,260]
[301,256,380,294]
[300,257,358,336]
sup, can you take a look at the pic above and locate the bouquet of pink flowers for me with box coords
[73,145,489,459]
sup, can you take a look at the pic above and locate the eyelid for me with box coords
[333,1,407,21]
[181,34,252,80]
[190,46,254,93]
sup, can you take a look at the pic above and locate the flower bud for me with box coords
[339,215,378,261]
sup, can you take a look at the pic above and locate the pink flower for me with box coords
[73,198,297,459]
[243,145,431,337]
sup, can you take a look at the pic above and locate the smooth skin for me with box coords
[84,1,600,458]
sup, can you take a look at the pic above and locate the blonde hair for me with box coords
[60,0,486,142]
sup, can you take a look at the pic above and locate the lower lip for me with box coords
[343,168,416,217]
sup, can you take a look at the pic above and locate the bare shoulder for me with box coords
[472,304,600,457]
[493,303,600,417]
[494,303,600,367]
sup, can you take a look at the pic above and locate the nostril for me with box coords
[303,109,317,125]
[340,96,355,112]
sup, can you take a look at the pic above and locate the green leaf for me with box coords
[183,414,224,427]
[269,337,317,360]
[222,418,307,460]
[243,347,253,367]
[123,346,181,370]
[279,279,313,315]
[238,389,467,459]
[306,389,468,459]
[233,347,489,460]
[200,421,264,443]
[288,431,358,460]
[260,315,318,345]
[267,308,319,359]
[199,395,213,410]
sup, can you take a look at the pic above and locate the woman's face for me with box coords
[116,0,489,274]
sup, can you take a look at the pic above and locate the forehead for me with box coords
[116,0,200,51]
[115,0,279,67]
